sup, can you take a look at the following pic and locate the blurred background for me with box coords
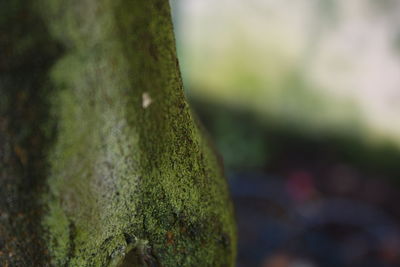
[170,0,400,266]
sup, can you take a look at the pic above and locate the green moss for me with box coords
[0,1,63,265]
[38,0,236,266]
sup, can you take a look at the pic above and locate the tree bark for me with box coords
[0,0,236,266]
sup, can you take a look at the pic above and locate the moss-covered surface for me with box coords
[0,1,62,265]
[1,0,236,266]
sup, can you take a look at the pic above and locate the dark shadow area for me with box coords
[0,1,64,265]
[190,97,400,267]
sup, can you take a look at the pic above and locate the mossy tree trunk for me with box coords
[0,0,236,266]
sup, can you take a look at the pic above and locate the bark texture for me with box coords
[0,0,236,266]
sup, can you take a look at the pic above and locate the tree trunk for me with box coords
[0,0,236,266]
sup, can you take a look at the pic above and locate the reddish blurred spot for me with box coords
[285,170,315,203]
[262,253,291,267]
[380,236,400,264]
